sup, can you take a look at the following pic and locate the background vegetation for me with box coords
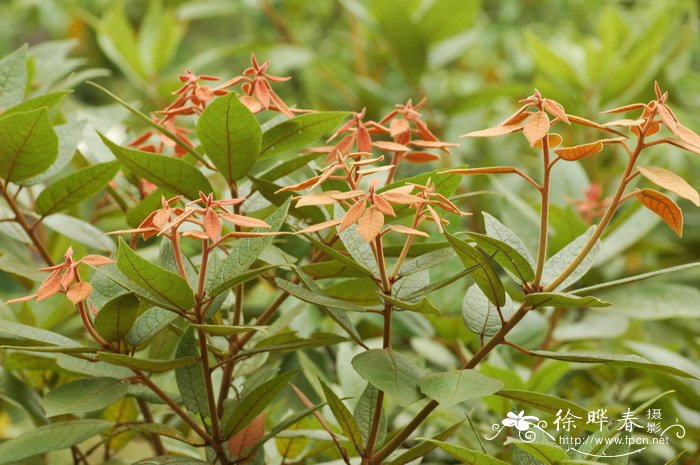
[0,0,698,464]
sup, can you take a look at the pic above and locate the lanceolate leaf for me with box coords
[96,352,197,373]
[354,384,386,452]
[352,349,423,407]
[319,380,363,454]
[635,188,684,237]
[387,420,465,465]
[523,292,611,309]
[418,370,503,407]
[424,440,509,465]
[0,108,58,182]
[572,262,700,295]
[100,133,213,199]
[554,140,604,161]
[379,293,441,314]
[446,232,505,307]
[466,232,535,282]
[209,198,290,296]
[127,306,178,346]
[0,420,113,464]
[259,112,350,159]
[0,319,80,348]
[541,225,599,290]
[132,456,209,464]
[42,377,129,417]
[224,371,296,436]
[274,278,366,312]
[482,212,535,267]
[197,92,262,182]
[175,327,209,417]
[638,165,700,206]
[94,293,140,342]
[36,161,120,216]
[496,390,588,418]
[531,351,700,379]
[4,90,70,116]
[117,237,195,311]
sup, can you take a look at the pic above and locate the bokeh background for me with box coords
[1,1,699,464]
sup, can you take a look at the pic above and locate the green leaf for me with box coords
[125,423,204,446]
[193,324,267,336]
[592,283,700,320]
[398,247,454,277]
[197,92,262,182]
[133,456,209,465]
[4,90,70,116]
[35,161,120,216]
[523,292,611,309]
[209,198,291,296]
[424,439,509,465]
[319,380,363,454]
[0,420,113,464]
[175,327,209,417]
[56,354,133,379]
[418,370,503,407]
[0,45,27,110]
[127,307,178,346]
[259,112,350,160]
[508,440,569,465]
[259,151,324,181]
[542,225,599,290]
[462,284,515,337]
[379,293,441,315]
[94,293,140,342]
[496,389,588,418]
[97,4,145,83]
[354,384,386,452]
[466,232,535,282]
[209,265,277,299]
[352,349,423,407]
[0,108,58,182]
[42,377,129,417]
[482,212,535,267]
[387,419,465,465]
[303,234,374,278]
[96,352,197,373]
[0,319,80,348]
[242,331,346,358]
[21,121,85,186]
[44,213,115,252]
[531,351,700,379]
[0,369,45,422]
[117,237,195,311]
[572,262,700,295]
[335,204,380,278]
[275,278,366,312]
[224,371,295,436]
[446,233,505,307]
[100,133,213,199]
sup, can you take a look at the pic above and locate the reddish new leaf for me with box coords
[555,140,604,161]
[638,166,700,206]
[523,111,550,147]
[635,188,684,237]
[228,412,266,464]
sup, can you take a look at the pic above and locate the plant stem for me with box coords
[1,182,54,266]
[544,115,654,292]
[369,304,531,464]
[136,397,167,456]
[171,231,190,286]
[532,134,551,288]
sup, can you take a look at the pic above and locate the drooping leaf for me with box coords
[127,306,178,346]
[352,349,423,407]
[635,188,684,237]
[397,247,454,277]
[0,420,113,464]
[387,419,465,465]
[132,455,209,464]
[21,121,85,185]
[591,282,700,320]
[523,292,611,309]
[117,237,195,311]
[354,384,386,452]
[0,319,80,348]
[446,232,505,307]
[638,165,700,206]
[223,371,296,436]
[93,293,140,342]
[259,112,350,159]
[418,370,503,407]
[192,324,267,336]
[275,278,366,312]
[175,327,209,417]
[508,440,569,464]
[379,293,441,314]
[425,440,509,465]
[228,412,266,463]
[35,161,120,216]
[483,212,535,267]
[466,232,535,282]
[0,108,58,182]
[56,354,133,379]
[554,140,604,161]
[44,213,115,252]
[461,123,525,138]
[100,133,213,199]
[462,285,515,337]
[531,351,700,379]
[319,380,363,454]
[42,377,129,417]
[197,92,262,182]
[209,265,277,299]
[96,352,197,373]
